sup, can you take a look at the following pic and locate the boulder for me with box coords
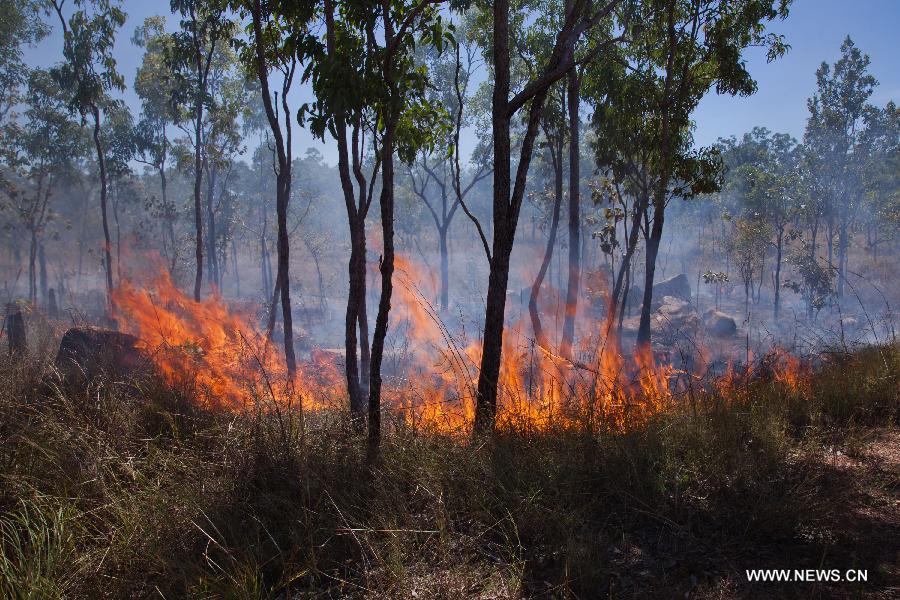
[55,327,148,381]
[652,274,692,306]
[702,310,737,338]
[620,295,699,337]
[654,296,700,332]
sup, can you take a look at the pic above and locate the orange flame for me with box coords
[109,255,793,434]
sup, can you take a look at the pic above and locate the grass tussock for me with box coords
[0,338,897,599]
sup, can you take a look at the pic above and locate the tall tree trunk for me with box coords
[369,117,397,449]
[39,243,47,302]
[250,0,295,376]
[28,231,37,304]
[474,0,556,433]
[529,148,563,349]
[205,162,219,288]
[439,225,449,311]
[275,173,296,375]
[160,166,177,273]
[474,0,513,435]
[773,229,783,321]
[637,203,664,348]
[560,67,580,359]
[192,97,204,302]
[91,104,114,309]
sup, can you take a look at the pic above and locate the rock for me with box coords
[654,296,700,332]
[652,274,692,306]
[55,327,148,381]
[703,310,737,338]
[620,296,699,337]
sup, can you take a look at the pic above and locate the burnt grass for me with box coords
[0,328,897,598]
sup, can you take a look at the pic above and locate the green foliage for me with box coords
[0,498,85,599]
[299,0,452,163]
[47,0,126,117]
[0,0,48,120]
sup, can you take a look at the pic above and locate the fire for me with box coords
[111,264,339,411]
[770,346,810,392]
[110,255,794,434]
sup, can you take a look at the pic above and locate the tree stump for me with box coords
[48,288,59,318]
[55,327,146,382]
[4,304,26,355]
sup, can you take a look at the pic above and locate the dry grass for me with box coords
[0,331,897,598]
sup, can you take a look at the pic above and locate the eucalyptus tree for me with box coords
[528,84,567,350]
[859,101,899,262]
[804,37,877,299]
[234,0,317,376]
[169,0,234,301]
[0,0,48,123]
[102,102,136,282]
[200,47,249,290]
[47,0,126,308]
[405,33,490,313]
[306,0,448,443]
[719,127,801,319]
[133,16,179,271]
[590,0,791,351]
[0,69,85,304]
[473,0,625,434]
[589,65,724,331]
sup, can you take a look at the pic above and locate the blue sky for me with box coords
[23,0,900,164]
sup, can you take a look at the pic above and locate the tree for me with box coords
[1,69,84,304]
[47,0,127,310]
[804,37,877,299]
[528,84,566,350]
[859,101,899,262]
[169,0,234,301]
[404,33,490,312]
[473,0,624,434]
[718,127,800,320]
[593,0,789,351]
[307,0,448,445]
[235,0,317,377]
[102,102,137,283]
[0,0,48,123]
[133,16,179,272]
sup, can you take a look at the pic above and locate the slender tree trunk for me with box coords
[560,67,580,359]
[160,166,177,273]
[192,98,204,302]
[39,243,47,303]
[250,0,295,375]
[275,172,296,375]
[28,231,37,304]
[439,225,449,311]
[91,105,114,309]
[205,162,219,288]
[231,238,240,296]
[773,230,783,321]
[369,117,397,449]
[529,151,563,349]
[474,0,512,435]
[474,0,556,433]
[611,198,644,316]
[637,204,664,348]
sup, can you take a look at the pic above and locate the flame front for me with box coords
[111,256,682,432]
